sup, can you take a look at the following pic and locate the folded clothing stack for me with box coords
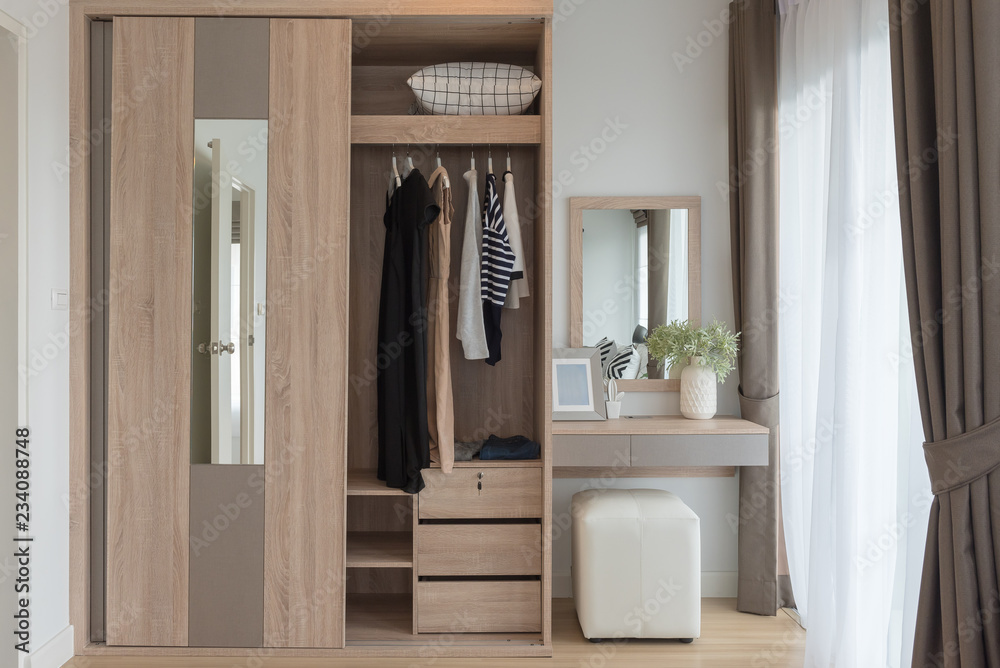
[480,434,541,460]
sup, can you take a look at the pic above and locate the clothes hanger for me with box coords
[391,145,401,188]
[487,146,493,175]
[470,145,476,171]
[506,145,512,173]
[404,145,415,176]
[437,146,450,188]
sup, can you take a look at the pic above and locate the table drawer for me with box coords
[416,581,541,633]
[419,468,542,519]
[630,433,769,467]
[417,524,541,576]
[553,434,630,467]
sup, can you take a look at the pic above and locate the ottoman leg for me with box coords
[588,638,603,643]
[679,638,694,644]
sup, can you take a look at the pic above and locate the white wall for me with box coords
[0,0,71,657]
[0,14,23,668]
[552,0,741,595]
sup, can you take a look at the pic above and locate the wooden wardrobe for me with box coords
[69,1,553,659]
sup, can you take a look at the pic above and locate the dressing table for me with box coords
[563,197,767,479]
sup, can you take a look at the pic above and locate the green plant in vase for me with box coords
[645,319,740,419]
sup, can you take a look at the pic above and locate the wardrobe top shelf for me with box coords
[351,115,542,145]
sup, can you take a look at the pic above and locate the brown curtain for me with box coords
[647,210,669,379]
[728,0,794,615]
[888,0,1000,665]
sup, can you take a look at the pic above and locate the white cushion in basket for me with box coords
[407,62,542,116]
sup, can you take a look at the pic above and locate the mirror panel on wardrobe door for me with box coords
[190,16,270,466]
[191,120,268,465]
[581,208,692,379]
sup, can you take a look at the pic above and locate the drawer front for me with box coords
[630,433,769,467]
[418,524,541,576]
[419,468,542,519]
[417,581,541,633]
[553,434,630,467]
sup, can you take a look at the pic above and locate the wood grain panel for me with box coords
[417,524,541,576]
[264,18,351,649]
[351,116,542,145]
[74,1,552,19]
[416,581,541,633]
[419,468,541,519]
[350,20,543,67]
[346,496,412,595]
[106,16,194,647]
[535,19,554,647]
[346,533,413,568]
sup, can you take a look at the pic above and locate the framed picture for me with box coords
[552,348,606,421]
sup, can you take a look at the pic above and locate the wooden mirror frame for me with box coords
[569,196,701,392]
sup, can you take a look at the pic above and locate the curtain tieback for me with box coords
[924,417,1000,494]
[738,388,779,429]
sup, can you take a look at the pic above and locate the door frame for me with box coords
[231,178,256,465]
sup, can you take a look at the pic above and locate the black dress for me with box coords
[377,170,440,493]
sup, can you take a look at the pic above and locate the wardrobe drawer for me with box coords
[416,581,541,633]
[553,434,630,467]
[417,524,541,576]
[419,468,542,519]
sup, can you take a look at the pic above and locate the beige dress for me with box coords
[426,166,455,473]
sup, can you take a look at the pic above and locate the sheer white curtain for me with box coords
[777,0,929,666]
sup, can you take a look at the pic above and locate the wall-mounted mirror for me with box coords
[191,120,268,464]
[570,196,701,391]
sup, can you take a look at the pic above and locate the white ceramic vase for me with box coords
[680,356,717,419]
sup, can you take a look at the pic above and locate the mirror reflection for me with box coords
[582,208,689,379]
[191,119,268,464]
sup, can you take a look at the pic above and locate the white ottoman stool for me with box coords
[572,488,701,642]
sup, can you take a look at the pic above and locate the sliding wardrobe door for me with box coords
[106,17,194,647]
[264,18,351,648]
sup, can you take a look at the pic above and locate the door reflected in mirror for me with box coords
[581,207,692,380]
[191,120,268,464]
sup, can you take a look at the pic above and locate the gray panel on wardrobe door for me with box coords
[194,18,269,119]
[189,464,265,648]
[89,18,113,644]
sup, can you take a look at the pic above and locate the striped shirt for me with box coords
[480,173,516,306]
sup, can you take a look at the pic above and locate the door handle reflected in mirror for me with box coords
[196,341,235,355]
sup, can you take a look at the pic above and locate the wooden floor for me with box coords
[64,598,805,667]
